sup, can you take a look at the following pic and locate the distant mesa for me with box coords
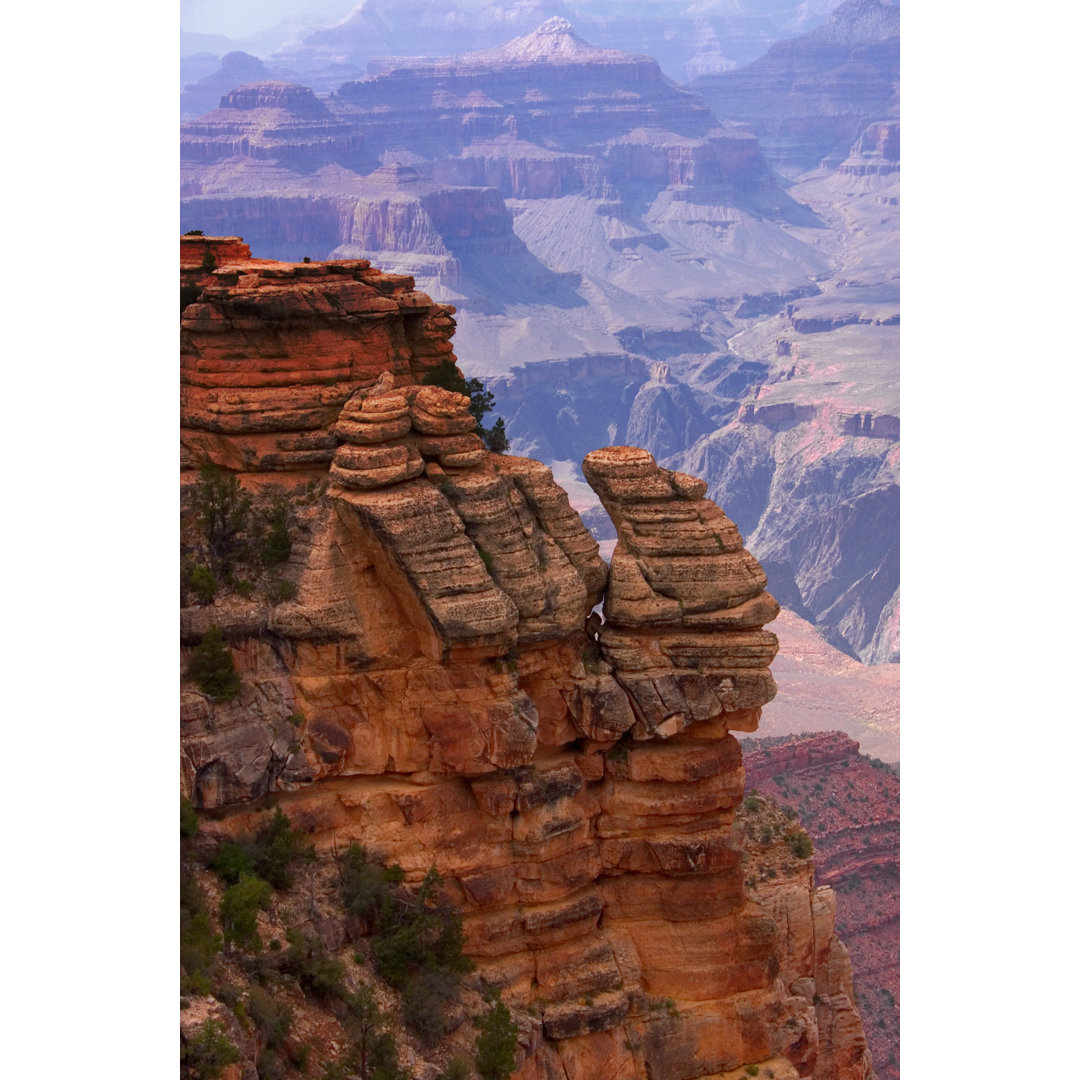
[218,81,331,117]
[180,50,299,118]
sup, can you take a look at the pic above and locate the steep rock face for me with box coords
[689,0,900,172]
[180,246,875,1079]
[741,733,898,1080]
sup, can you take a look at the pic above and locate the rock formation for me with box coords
[741,732,899,1080]
[181,243,875,1079]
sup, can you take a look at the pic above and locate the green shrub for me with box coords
[251,807,314,890]
[338,985,410,1080]
[192,464,252,575]
[181,1019,240,1080]
[185,230,205,236]
[474,1000,518,1080]
[403,968,461,1046]
[180,868,221,993]
[282,929,347,1002]
[181,796,200,838]
[256,1048,288,1080]
[208,840,254,886]
[190,626,241,701]
[744,796,762,813]
[265,577,298,605]
[745,1066,760,1077]
[484,417,508,453]
[784,829,813,859]
[248,984,292,1050]
[201,250,217,272]
[340,844,394,921]
[220,873,272,952]
[190,564,217,605]
[230,576,255,598]
[261,503,292,565]
[371,865,475,1041]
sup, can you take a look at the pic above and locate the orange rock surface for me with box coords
[180,240,876,1079]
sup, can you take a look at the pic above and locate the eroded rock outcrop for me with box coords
[180,243,875,1080]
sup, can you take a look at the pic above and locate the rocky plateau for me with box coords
[180,238,877,1079]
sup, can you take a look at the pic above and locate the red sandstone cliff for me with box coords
[742,733,898,1080]
[180,238,875,1080]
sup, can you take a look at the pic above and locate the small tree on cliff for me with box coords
[422,360,509,453]
[190,625,241,701]
[474,999,518,1080]
[191,464,252,575]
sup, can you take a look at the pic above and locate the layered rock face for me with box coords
[181,247,874,1078]
[181,239,458,472]
[742,733,899,1080]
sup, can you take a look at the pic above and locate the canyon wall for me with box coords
[741,732,899,1080]
[181,243,875,1080]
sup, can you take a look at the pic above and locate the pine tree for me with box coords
[475,1000,518,1080]
[190,625,241,701]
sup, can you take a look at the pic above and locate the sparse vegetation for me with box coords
[190,626,241,701]
[283,928,348,1001]
[181,796,200,838]
[201,250,218,272]
[185,468,299,607]
[261,503,293,566]
[371,865,476,1043]
[265,576,298,605]
[181,867,221,994]
[474,999,519,1080]
[181,1018,241,1079]
[220,873,272,952]
[189,564,217,605]
[784,828,813,859]
[185,229,205,236]
[192,465,252,575]
[436,1057,471,1080]
[182,802,490,1077]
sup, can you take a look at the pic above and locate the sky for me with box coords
[181,0,358,38]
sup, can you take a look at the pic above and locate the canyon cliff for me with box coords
[741,733,899,1080]
[181,238,875,1080]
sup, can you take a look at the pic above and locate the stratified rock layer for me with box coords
[180,244,875,1080]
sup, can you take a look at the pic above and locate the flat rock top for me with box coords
[582,446,655,476]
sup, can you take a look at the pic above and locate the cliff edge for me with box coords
[180,237,875,1080]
